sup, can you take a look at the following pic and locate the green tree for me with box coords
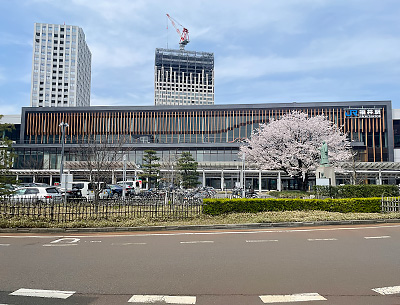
[140,150,160,189]
[177,152,200,189]
[0,115,16,194]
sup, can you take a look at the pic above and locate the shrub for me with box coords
[203,198,381,216]
[314,185,399,198]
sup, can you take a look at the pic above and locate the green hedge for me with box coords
[203,198,381,215]
[314,184,399,198]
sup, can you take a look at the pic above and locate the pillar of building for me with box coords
[49,174,53,186]
[202,170,206,187]
[277,172,282,191]
[221,170,224,191]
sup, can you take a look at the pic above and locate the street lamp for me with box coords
[241,153,246,198]
[59,122,69,186]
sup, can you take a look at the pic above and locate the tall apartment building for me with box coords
[154,48,214,106]
[30,23,91,107]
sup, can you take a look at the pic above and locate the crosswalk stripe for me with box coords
[128,295,196,304]
[372,285,400,295]
[259,293,327,303]
[10,288,75,299]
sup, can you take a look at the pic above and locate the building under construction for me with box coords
[154,48,214,106]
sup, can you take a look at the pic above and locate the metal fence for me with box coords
[381,197,400,213]
[0,194,203,222]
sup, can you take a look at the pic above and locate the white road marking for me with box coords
[50,238,80,244]
[128,294,196,304]
[364,236,391,239]
[43,237,81,247]
[111,242,147,245]
[308,238,337,241]
[372,285,400,295]
[246,239,279,243]
[10,288,75,299]
[0,244,10,246]
[90,240,102,243]
[180,241,214,244]
[260,293,327,303]
[43,244,78,247]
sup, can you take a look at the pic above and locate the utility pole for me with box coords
[59,122,69,186]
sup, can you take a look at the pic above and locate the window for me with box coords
[36,33,40,36]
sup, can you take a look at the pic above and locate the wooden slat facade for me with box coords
[24,107,390,162]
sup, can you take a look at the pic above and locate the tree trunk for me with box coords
[295,173,309,191]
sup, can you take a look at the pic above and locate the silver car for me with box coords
[11,187,62,204]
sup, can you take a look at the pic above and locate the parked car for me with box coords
[108,184,123,198]
[10,187,62,204]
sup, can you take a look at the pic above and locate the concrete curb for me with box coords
[1,219,400,234]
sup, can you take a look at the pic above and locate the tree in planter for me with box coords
[0,116,16,194]
[177,152,200,189]
[140,150,160,189]
[240,111,352,191]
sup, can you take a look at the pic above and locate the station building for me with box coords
[6,100,400,190]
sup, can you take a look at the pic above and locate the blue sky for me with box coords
[1,0,400,115]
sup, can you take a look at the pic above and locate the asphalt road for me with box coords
[1,224,400,305]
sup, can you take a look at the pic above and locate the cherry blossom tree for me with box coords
[240,111,352,191]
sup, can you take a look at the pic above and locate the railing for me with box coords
[0,195,203,222]
[381,197,400,212]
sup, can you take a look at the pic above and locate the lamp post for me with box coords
[59,122,69,186]
[241,153,246,198]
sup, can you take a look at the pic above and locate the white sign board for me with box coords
[316,178,330,186]
[61,174,73,191]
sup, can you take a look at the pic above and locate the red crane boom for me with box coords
[166,13,189,50]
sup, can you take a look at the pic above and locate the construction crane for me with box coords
[166,13,189,50]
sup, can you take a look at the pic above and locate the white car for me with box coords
[11,187,62,204]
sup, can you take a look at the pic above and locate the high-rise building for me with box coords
[154,48,214,106]
[30,23,91,107]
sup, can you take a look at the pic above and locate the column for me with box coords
[277,172,282,191]
[259,170,262,192]
[221,170,224,191]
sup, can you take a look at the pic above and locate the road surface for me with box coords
[1,224,400,304]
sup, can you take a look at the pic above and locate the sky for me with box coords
[1,0,400,115]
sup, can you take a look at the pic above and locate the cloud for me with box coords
[216,35,400,82]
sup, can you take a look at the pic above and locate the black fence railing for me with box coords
[0,195,203,222]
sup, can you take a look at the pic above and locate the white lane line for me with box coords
[372,285,400,295]
[112,242,147,245]
[364,236,391,239]
[90,240,102,243]
[128,294,196,304]
[10,288,75,299]
[308,238,337,241]
[2,224,400,239]
[260,293,327,303]
[180,241,214,244]
[246,239,279,243]
[0,244,10,246]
